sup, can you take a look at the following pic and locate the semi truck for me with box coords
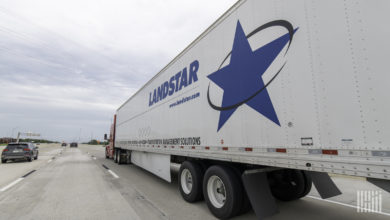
[105,0,390,219]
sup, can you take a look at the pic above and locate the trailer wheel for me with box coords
[197,160,209,172]
[300,171,312,198]
[179,161,204,203]
[268,169,312,201]
[203,165,243,219]
[117,150,122,165]
[113,149,118,163]
[228,166,252,215]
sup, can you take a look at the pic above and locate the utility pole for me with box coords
[11,127,19,139]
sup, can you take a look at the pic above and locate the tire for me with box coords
[300,171,313,198]
[228,166,252,215]
[34,153,38,160]
[268,169,312,201]
[203,165,243,219]
[1,159,6,163]
[239,191,252,215]
[105,150,109,159]
[178,161,204,203]
[117,150,122,165]
[197,160,209,173]
[113,149,118,163]
[28,155,33,162]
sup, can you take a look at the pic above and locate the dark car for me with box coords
[1,142,39,163]
[70,142,78,147]
[61,143,67,147]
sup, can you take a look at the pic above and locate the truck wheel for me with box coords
[105,150,109,159]
[197,160,209,172]
[300,171,312,197]
[117,150,122,165]
[114,149,118,163]
[203,165,243,219]
[34,153,38,160]
[228,166,252,215]
[179,161,204,203]
[1,159,6,163]
[268,169,312,201]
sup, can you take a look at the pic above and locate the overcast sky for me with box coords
[0,0,237,142]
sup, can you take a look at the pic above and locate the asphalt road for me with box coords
[0,144,62,188]
[0,144,389,220]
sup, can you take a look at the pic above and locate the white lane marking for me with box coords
[307,196,390,216]
[47,159,52,163]
[0,178,23,192]
[108,170,119,178]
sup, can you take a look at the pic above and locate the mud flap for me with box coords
[367,178,390,193]
[307,171,342,199]
[242,171,278,219]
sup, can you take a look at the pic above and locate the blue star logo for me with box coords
[207,20,297,131]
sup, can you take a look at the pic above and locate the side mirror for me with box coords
[104,134,108,140]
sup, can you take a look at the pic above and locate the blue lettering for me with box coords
[162,81,169,99]
[174,71,181,92]
[179,67,187,90]
[189,60,199,85]
[169,76,175,96]
[148,60,200,107]
[152,89,157,104]
[157,85,163,102]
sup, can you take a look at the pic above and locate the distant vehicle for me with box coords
[61,143,67,147]
[1,142,39,163]
[70,142,78,148]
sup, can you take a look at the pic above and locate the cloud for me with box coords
[0,0,237,141]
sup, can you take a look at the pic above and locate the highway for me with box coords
[0,144,389,220]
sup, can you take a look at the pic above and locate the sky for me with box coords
[0,0,237,142]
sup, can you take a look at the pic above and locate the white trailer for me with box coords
[109,0,390,218]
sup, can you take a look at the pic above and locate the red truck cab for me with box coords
[105,115,116,159]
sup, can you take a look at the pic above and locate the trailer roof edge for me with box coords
[116,0,245,111]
